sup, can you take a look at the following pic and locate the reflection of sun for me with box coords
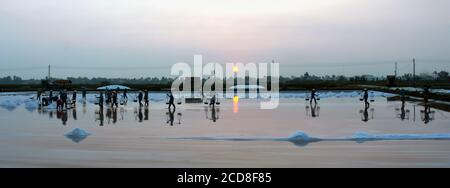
[232,66,239,73]
[233,96,239,113]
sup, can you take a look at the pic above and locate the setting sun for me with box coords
[232,66,239,73]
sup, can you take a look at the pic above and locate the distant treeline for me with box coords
[0,71,448,92]
[0,71,448,85]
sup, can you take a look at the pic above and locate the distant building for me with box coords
[51,79,72,89]
[386,75,396,86]
[419,73,436,80]
[361,75,377,81]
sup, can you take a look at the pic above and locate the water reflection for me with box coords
[305,103,320,118]
[204,106,220,122]
[82,101,87,114]
[13,92,448,128]
[106,107,118,124]
[395,103,410,121]
[166,108,182,126]
[233,96,239,113]
[57,110,68,125]
[95,107,104,126]
[421,104,435,124]
[359,106,375,122]
[72,108,77,120]
[134,107,150,123]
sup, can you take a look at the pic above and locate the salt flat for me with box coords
[0,91,449,167]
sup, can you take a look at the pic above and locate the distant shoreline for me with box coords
[1,80,449,92]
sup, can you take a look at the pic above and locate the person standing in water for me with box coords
[111,91,118,108]
[310,89,318,104]
[72,90,77,106]
[98,92,104,108]
[37,89,42,101]
[423,85,430,104]
[363,88,370,108]
[167,91,176,110]
[144,89,149,107]
[106,89,111,104]
[61,90,68,109]
[138,91,143,107]
[123,89,128,100]
[82,89,87,100]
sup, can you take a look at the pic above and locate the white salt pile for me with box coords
[64,128,91,143]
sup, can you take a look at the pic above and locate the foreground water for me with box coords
[0,91,449,167]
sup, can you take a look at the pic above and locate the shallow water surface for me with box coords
[0,91,449,167]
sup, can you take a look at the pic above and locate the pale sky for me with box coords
[0,0,449,79]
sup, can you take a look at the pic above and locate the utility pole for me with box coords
[48,64,51,81]
[395,62,398,77]
[412,58,416,87]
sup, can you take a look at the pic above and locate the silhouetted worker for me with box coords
[106,89,111,104]
[82,89,87,100]
[138,91,143,107]
[111,91,118,108]
[423,86,430,104]
[72,90,77,106]
[363,88,370,108]
[167,92,175,110]
[310,89,318,104]
[49,90,53,103]
[123,89,128,100]
[56,97,63,111]
[115,87,120,102]
[144,90,149,107]
[61,90,68,109]
[98,92,104,108]
[37,89,42,101]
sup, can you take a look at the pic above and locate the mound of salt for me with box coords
[65,128,91,143]
[288,131,314,141]
[0,97,24,111]
[24,99,39,112]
